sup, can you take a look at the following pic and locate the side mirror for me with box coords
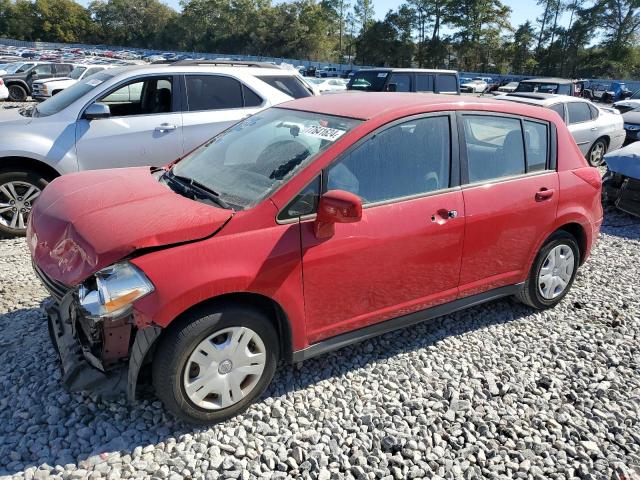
[314,190,362,239]
[386,83,398,92]
[83,103,111,120]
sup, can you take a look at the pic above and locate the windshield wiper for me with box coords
[168,171,231,209]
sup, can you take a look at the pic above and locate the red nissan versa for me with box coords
[28,93,603,424]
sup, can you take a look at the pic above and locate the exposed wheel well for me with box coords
[152,292,294,364]
[557,223,587,265]
[0,156,61,182]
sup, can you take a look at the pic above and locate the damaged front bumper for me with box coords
[37,266,161,401]
[603,171,640,218]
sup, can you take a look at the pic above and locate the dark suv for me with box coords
[347,68,459,95]
[2,62,74,101]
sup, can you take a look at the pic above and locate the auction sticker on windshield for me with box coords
[302,125,346,141]
[86,78,104,87]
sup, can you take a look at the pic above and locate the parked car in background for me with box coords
[0,61,316,237]
[32,65,113,101]
[495,92,625,166]
[493,81,519,94]
[602,142,640,217]
[613,89,640,114]
[308,77,348,93]
[316,66,342,78]
[0,78,8,100]
[2,62,74,101]
[348,68,459,95]
[515,78,582,96]
[29,93,603,424]
[460,78,488,93]
[622,108,640,144]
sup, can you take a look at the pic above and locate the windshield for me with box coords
[516,82,560,94]
[69,67,87,80]
[4,63,27,74]
[348,71,389,91]
[172,108,361,209]
[36,71,115,117]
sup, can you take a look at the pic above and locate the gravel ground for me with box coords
[0,208,639,480]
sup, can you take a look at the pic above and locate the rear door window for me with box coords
[549,103,565,122]
[416,74,434,92]
[242,84,263,107]
[388,73,411,92]
[462,115,525,183]
[185,75,243,111]
[436,75,458,93]
[567,102,592,124]
[523,120,548,172]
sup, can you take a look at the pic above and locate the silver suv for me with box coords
[0,61,315,236]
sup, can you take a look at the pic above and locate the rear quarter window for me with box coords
[258,75,312,99]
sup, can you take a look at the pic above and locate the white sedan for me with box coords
[309,78,348,93]
[0,79,8,101]
[461,79,488,93]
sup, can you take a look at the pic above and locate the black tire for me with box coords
[152,303,279,425]
[7,84,27,102]
[587,138,607,167]
[515,231,580,310]
[0,169,49,238]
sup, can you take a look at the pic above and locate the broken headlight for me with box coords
[79,262,154,318]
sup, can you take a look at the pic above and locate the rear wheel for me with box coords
[587,138,607,167]
[0,169,47,237]
[516,231,580,309]
[7,84,27,102]
[152,304,279,425]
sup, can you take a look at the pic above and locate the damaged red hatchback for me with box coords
[29,93,603,424]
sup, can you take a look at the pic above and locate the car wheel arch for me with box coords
[150,291,294,365]
[0,156,60,181]
[556,222,587,265]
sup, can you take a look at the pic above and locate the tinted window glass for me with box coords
[523,121,548,172]
[549,103,565,122]
[186,75,243,111]
[56,64,73,74]
[258,75,311,99]
[33,64,53,75]
[416,74,434,92]
[99,76,172,116]
[437,75,458,93]
[389,74,411,92]
[278,176,321,220]
[326,116,451,204]
[84,67,104,78]
[588,104,599,119]
[463,116,525,183]
[567,102,591,124]
[348,71,389,91]
[242,84,263,107]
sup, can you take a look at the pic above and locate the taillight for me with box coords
[573,167,602,190]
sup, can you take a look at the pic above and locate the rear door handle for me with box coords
[535,188,555,201]
[155,123,177,132]
[590,127,598,131]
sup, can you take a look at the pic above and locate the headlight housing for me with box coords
[78,262,154,318]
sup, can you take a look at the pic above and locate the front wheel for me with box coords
[152,304,279,425]
[587,138,607,167]
[516,231,580,309]
[0,169,47,237]
[7,84,27,102]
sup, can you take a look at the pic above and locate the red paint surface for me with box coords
[29,94,603,353]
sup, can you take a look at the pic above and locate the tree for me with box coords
[511,21,536,74]
[355,8,414,66]
[353,0,374,33]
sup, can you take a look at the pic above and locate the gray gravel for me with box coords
[0,207,639,480]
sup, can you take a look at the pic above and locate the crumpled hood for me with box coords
[28,167,233,286]
[605,142,640,179]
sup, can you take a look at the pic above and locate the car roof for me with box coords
[104,64,300,78]
[495,92,590,106]
[355,68,457,74]
[520,77,574,85]
[280,92,559,122]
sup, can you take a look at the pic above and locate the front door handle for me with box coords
[535,188,555,201]
[155,123,177,132]
[590,127,598,131]
[432,209,458,222]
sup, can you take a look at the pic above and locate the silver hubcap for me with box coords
[590,142,605,165]
[538,245,575,300]
[0,181,41,230]
[183,326,266,410]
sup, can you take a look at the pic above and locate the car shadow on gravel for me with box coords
[0,296,534,475]
[601,207,640,240]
